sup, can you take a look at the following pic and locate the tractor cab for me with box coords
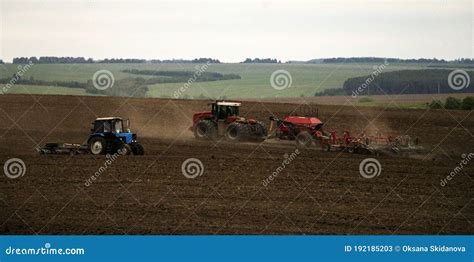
[88,117,144,155]
[91,117,134,144]
[211,101,241,120]
[92,117,129,134]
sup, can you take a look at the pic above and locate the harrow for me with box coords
[321,131,418,155]
[267,113,418,155]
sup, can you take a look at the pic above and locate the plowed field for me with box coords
[0,94,472,234]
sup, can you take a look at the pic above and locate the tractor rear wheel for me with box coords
[194,120,217,140]
[296,132,313,148]
[253,121,267,141]
[89,137,106,155]
[130,142,145,155]
[225,122,250,142]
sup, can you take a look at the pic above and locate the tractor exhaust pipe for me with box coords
[268,117,275,134]
[268,116,281,138]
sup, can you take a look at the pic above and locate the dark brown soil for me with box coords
[0,94,472,234]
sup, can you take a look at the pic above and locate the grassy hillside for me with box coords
[0,63,431,99]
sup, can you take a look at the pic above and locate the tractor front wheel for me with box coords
[194,120,217,140]
[130,142,145,155]
[89,137,106,155]
[118,144,132,155]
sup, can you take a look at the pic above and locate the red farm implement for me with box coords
[268,114,418,155]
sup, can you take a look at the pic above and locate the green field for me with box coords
[0,63,432,99]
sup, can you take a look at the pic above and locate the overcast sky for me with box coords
[0,0,472,62]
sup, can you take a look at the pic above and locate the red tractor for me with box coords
[268,115,326,147]
[191,101,267,142]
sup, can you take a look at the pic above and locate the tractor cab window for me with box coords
[212,104,225,119]
[92,119,123,133]
[93,121,107,133]
[217,107,227,119]
[211,104,219,117]
[103,121,112,132]
[225,106,239,116]
[114,121,123,133]
[212,104,240,119]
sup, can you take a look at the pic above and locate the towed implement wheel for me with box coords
[296,132,313,148]
[324,144,332,152]
[130,142,145,155]
[353,146,372,155]
[194,120,217,140]
[89,137,106,155]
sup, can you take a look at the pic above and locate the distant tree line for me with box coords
[315,69,474,96]
[306,57,474,64]
[97,58,147,63]
[427,64,474,69]
[0,73,147,97]
[0,59,4,64]
[8,56,474,64]
[122,69,241,83]
[85,78,148,97]
[191,58,221,63]
[0,75,85,89]
[314,88,346,96]
[241,58,281,63]
[99,58,221,64]
[320,57,448,64]
[13,57,94,64]
[341,69,474,96]
[11,57,221,64]
[0,67,241,97]
[429,97,474,110]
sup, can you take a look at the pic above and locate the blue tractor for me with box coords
[87,117,144,155]
[36,117,144,155]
